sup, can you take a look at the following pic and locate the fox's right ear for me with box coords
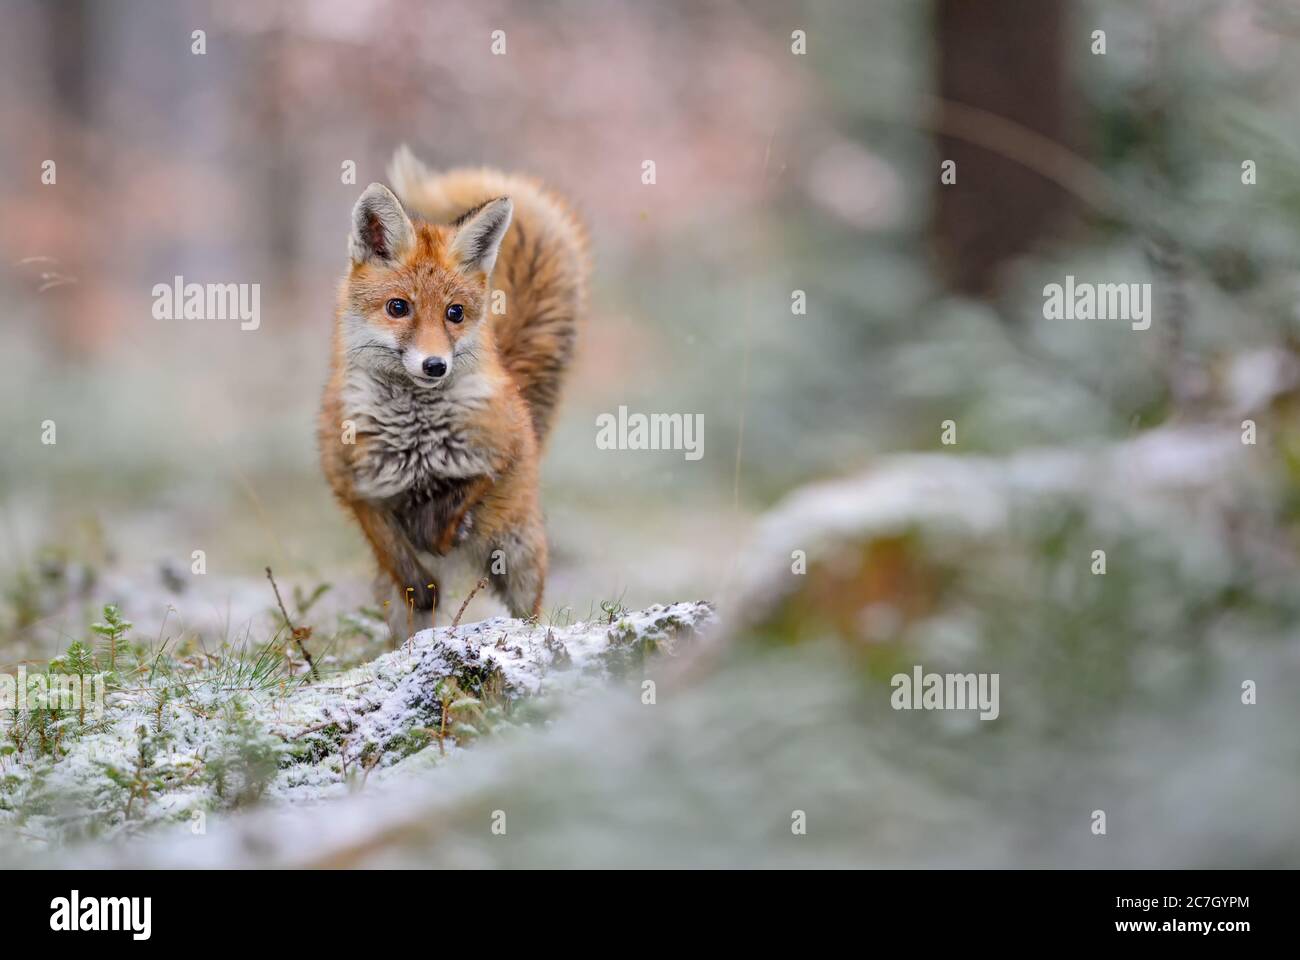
[348,183,415,265]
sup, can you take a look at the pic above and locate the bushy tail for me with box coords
[389,147,588,444]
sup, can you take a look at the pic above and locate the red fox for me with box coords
[318,147,588,622]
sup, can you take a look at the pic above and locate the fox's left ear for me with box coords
[449,197,513,276]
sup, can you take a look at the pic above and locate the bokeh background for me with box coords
[1,0,859,650]
[3,0,1300,866]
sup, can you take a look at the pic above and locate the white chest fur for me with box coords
[344,367,497,500]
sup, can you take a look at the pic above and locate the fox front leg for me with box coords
[353,502,439,611]
[432,475,494,555]
[485,526,547,619]
[374,573,437,639]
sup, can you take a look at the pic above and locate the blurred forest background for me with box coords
[3,0,1300,866]
[0,0,934,650]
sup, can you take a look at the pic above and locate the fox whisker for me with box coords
[346,344,402,366]
[347,343,397,356]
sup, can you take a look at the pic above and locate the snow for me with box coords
[0,601,715,847]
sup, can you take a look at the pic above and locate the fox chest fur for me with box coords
[345,367,494,496]
[341,364,507,547]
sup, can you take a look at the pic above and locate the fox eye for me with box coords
[446,303,464,323]
[385,298,410,318]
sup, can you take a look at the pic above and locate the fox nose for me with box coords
[422,356,448,378]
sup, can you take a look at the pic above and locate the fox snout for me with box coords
[402,321,455,384]
[402,347,450,384]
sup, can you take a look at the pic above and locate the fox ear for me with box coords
[349,183,415,265]
[449,197,513,276]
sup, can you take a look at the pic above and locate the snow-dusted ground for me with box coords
[1,602,715,852]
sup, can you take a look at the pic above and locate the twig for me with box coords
[265,566,320,681]
[360,751,380,790]
[339,706,354,780]
[452,578,490,631]
[405,588,415,654]
[178,755,206,785]
[280,717,353,741]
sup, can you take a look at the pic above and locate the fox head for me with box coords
[341,182,512,389]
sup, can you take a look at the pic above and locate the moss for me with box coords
[287,723,348,765]
[600,604,705,676]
